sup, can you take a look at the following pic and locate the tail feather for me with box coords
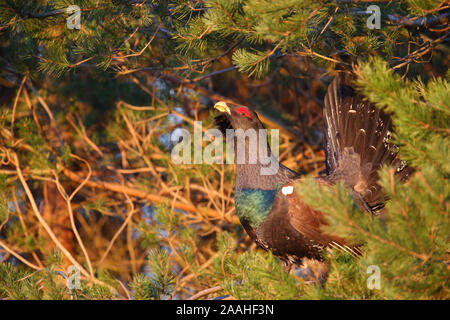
[323,73,413,214]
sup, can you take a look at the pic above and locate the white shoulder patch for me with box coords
[281,186,294,195]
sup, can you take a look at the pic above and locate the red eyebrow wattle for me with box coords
[237,107,251,118]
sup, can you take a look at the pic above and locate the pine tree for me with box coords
[0,0,448,299]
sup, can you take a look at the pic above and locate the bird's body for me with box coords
[214,73,412,276]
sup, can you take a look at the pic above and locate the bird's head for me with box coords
[213,101,265,134]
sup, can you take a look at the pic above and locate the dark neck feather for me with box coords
[236,160,298,191]
[215,113,299,191]
[235,143,299,192]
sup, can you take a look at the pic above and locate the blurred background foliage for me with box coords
[0,0,448,299]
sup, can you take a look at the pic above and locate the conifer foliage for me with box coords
[0,0,448,299]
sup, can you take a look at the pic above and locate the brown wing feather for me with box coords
[258,180,360,262]
[282,180,359,254]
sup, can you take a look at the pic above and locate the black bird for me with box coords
[214,73,412,280]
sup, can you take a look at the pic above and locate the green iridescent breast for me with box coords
[234,188,279,228]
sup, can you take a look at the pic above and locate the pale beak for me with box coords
[214,101,231,115]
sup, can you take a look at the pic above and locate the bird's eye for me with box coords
[236,107,251,118]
